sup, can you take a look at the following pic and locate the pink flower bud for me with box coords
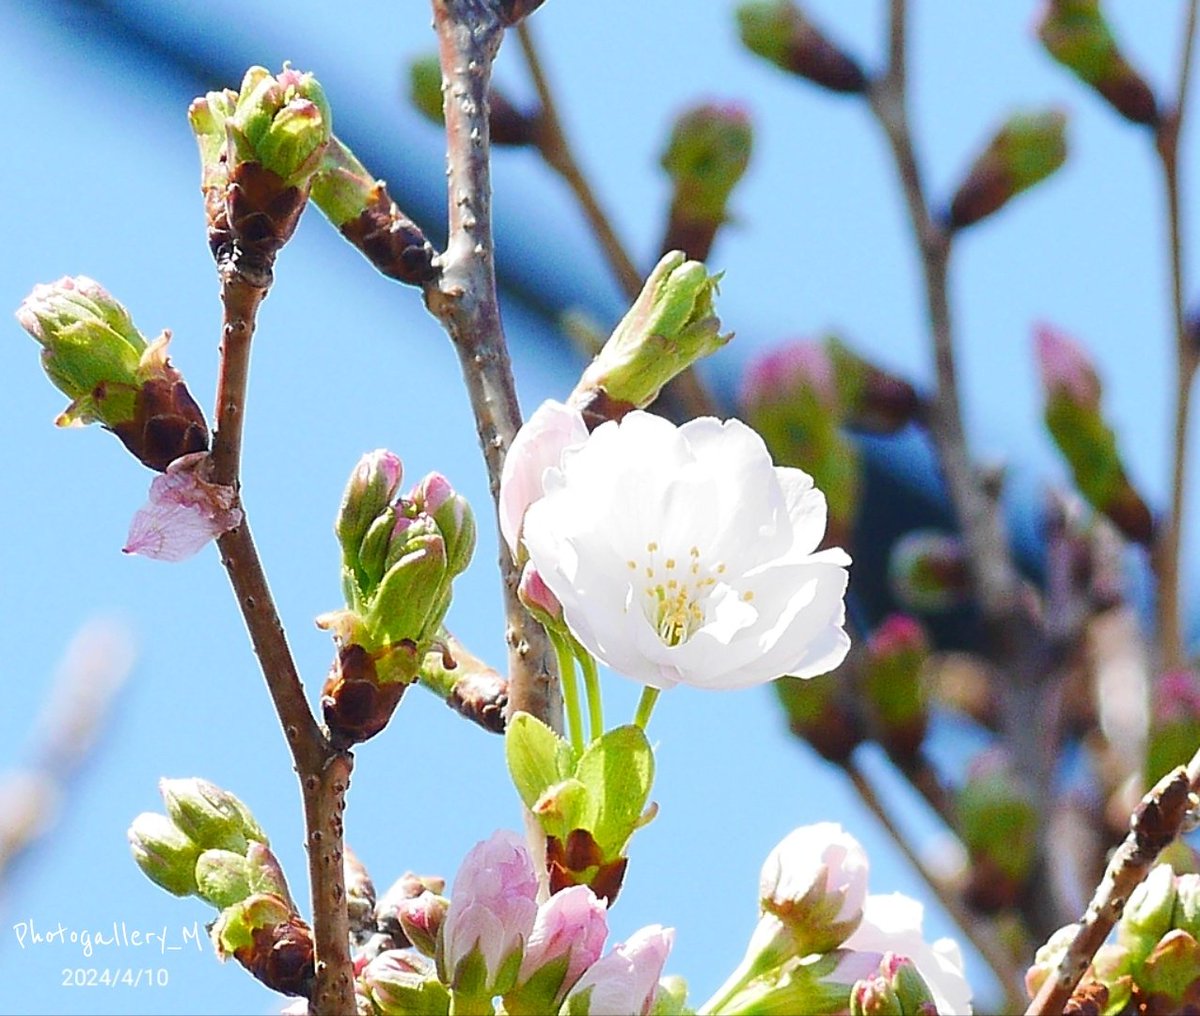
[123,453,242,562]
[439,830,539,996]
[499,400,589,559]
[563,924,674,1016]
[513,885,608,1006]
[1035,322,1101,408]
[741,340,839,412]
[518,562,564,628]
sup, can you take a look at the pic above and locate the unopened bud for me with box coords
[774,672,864,763]
[519,562,565,631]
[888,530,971,614]
[1025,924,1080,999]
[128,812,200,897]
[1036,0,1158,126]
[16,278,209,471]
[958,751,1039,910]
[369,532,450,646]
[375,872,447,940]
[413,472,476,578]
[396,888,450,958]
[213,893,315,998]
[863,615,929,761]
[159,778,266,855]
[344,846,377,942]
[948,110,1067,230]
[409,53,540,147]
[1148,671,1200,787]
[321,643,411,748]
[226,66,331,187]
[1139,928,1200,1014]
[851,975,903,1016]
[336,450,404,572]
[311,136,437,285]
[659,103,753,260]
[1036,323,1153,544]
[1119,863,1178,965]
[195,848,253,909]
[576,251,728,409]
[737,1,867,94]
[362,950,449,1016]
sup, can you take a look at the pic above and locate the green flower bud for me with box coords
[246,841,294,907]
[337,450,405,573]
[367,534,449,649]
[1148,671,1200,787]
[659,103,753,260]
[195,848,254,909]
[362,949,449,1016]
[863,615,929,761]
[159,777,266,855]
[413,473,476,579]
[737,1,867,94]
[774,672,863,764]
[127,812,200,897]
[226,65,332,187]
[578,251,729,409]
[948,110,1068,230]
[851,976,903,1016]
[359,507,400,593]
[957,751,1039,911]
[888,530,971,614]
[1036,0,1158,125]
[1140,929,1200,1014]
[1119,863,1178,969]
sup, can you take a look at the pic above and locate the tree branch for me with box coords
[425,0,561,731]
[209,271,355,1015]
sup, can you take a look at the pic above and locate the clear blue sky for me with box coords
[1,2,1196,1013]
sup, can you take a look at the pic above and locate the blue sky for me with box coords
[1,2,1196,1013]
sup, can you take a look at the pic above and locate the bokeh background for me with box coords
[1,1,1197,1013]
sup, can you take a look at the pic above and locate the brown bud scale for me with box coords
[233,914,315,998]
[322,644,410,748]
[111,376,210,472]
[546,829,628,905]
[340,186,437,287]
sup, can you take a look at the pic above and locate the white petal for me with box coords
[775,467,828,556]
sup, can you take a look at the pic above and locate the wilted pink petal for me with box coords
[123,453,241,562]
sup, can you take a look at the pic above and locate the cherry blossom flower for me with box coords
[514,405,850,690]
[842,893,972,1015]
[123,453,241,562]
[513,884,608,1006]
[562,924,674,1016]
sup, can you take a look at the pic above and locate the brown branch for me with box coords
[514,18,718,423]
[425,0,561,731]
[844,759,1029,1012]
[209,270,354,1015]
[1025,761,1200,1016]
[1153,0,1199,673]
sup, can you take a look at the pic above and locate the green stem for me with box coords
[633,686,661,731]
[576,646,605,740]
[550,631,585,755]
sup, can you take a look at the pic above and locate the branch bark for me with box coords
[209,271,355,1015]
[425,0,561,731]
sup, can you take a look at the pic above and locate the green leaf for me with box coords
[575,724,655,857]
[505,713,574,811]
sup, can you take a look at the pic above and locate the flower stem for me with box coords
[633,686,660,731]
[550,631,585,755]
[449,989,495,1016]
[577,646,605,740]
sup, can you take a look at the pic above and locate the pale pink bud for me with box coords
[758,822,869,956]
[518,562,564,628]
[517,885,608,1003]
[123,452,241,562]
[1035,322,1101,408]
[414,471,454,514]
[498,400,589,559]
[1153,670,1200,725]
[563,924,673,1016]
[440,830,539,994]
[740,340,839,412]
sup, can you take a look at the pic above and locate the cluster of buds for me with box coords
[358,831,677,1016]
[947,110,1067,230]
[736,1,868,95]
[189,66,332,282]
[1035,0,1158,126]
[318,451,476,745]
[127,779,312,997]
[1035,323,1153,544]
[1028,864,1200,1013]
[658,103,753,261]
[705,824,967,1015]
[569,251,728,423]
[16,277,208,472]
[741,334,918,548]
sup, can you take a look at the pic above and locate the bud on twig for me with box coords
[888,530,971,614]
[957,751,1039,911]
[1036,323,1154,544]
[737,1,868,94]
[16,277,209,471]
[1036,0,1158,126]
[862,615,929,763]
[159,777,266,854]
[825,336,922,435]
[774,672,864,763]
[417,634,509,734]
[310,136,437,286]
[212,893,315,998]
[127,812,201,897]
[572,251,728,411]
[1147,671,1200,788]
[659,103,753,261]
[947,110,1067,230]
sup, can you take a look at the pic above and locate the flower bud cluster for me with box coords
[319,451,476,745]
[1027,864,1200,1014]
[127,779,312,997]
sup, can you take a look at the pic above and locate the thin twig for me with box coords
[1153,0,1199,673]
[425,0,561,731]
[844,759,1029,1012]
[1025,760,1200,1016]
[210,272,355,1015]
[514,17,718,422]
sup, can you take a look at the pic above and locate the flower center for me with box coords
[629,542,749,647]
